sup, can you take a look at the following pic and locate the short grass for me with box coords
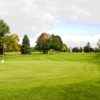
[0,52,100,100]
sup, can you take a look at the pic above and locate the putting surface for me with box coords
[0,52,100,100]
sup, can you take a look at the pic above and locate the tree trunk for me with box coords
[0,48,3,55]
[43,50,48,54]
[0,41,3,55]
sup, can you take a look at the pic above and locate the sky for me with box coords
[0,0,100,47]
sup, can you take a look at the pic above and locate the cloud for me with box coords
[0,0,100,36]
[61,33,100,48]
[0,0,100,47]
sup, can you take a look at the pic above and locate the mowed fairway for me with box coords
[0,52,100,100]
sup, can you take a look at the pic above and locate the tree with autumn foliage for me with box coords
[35,33,63,54]
[60,43,68,52]
[4,34,21,52]
[35,33,51,54]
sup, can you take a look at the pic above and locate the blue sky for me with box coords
[44,23,100,47]
[46,23,100,35]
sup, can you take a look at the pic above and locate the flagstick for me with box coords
[3,49,4,71]
[2,43,6,71]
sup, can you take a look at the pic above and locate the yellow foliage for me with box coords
[6,33,21,52]
[61,43,68,52]
[10,33,19,42]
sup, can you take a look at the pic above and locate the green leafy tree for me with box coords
[84,42,91,53]
[0,19,10,54]
[94,47,99,52]
[79,47,83,52]
[50,35,63,51]
[72,47,79,52]
[36,33,63,54]
[89,47,94,52]
[21,35,31,54]
[97,39,100,51]
[40,39,51,54]
[3,35,15,51]
[35,33,51,54]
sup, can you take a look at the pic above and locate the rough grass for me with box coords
[0,52,100,100]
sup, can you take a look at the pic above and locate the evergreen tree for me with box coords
[21,35,31,54]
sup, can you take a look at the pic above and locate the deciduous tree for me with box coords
[50,35,62,51]
[72,47,79,52]
[84,42,91,53]
[79,47,83,52]
[35,33,63,54]
[97,39,100,51]
[35,33,50,54]
[0,19,10,54]
[60,43,68,52]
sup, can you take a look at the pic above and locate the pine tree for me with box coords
[21,35,31,54]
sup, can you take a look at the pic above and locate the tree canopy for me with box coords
[72,47,79,52]
[0,19,10,54]
[50,34,62,51]
[60,43,68,52]
[84,42,93,53]
[35,33,63,54]
[0,19,10,38]
[97,39,100,51]
[5,34,21,52]
[35,33,51,54]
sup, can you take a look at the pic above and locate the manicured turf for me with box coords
[0,52,100,100]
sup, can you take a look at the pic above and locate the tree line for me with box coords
[21,33,68,54]
[72,41,100,53]
[0,19,100,55]
[20,33,100,54]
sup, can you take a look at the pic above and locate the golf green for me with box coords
[0,52,100,100]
